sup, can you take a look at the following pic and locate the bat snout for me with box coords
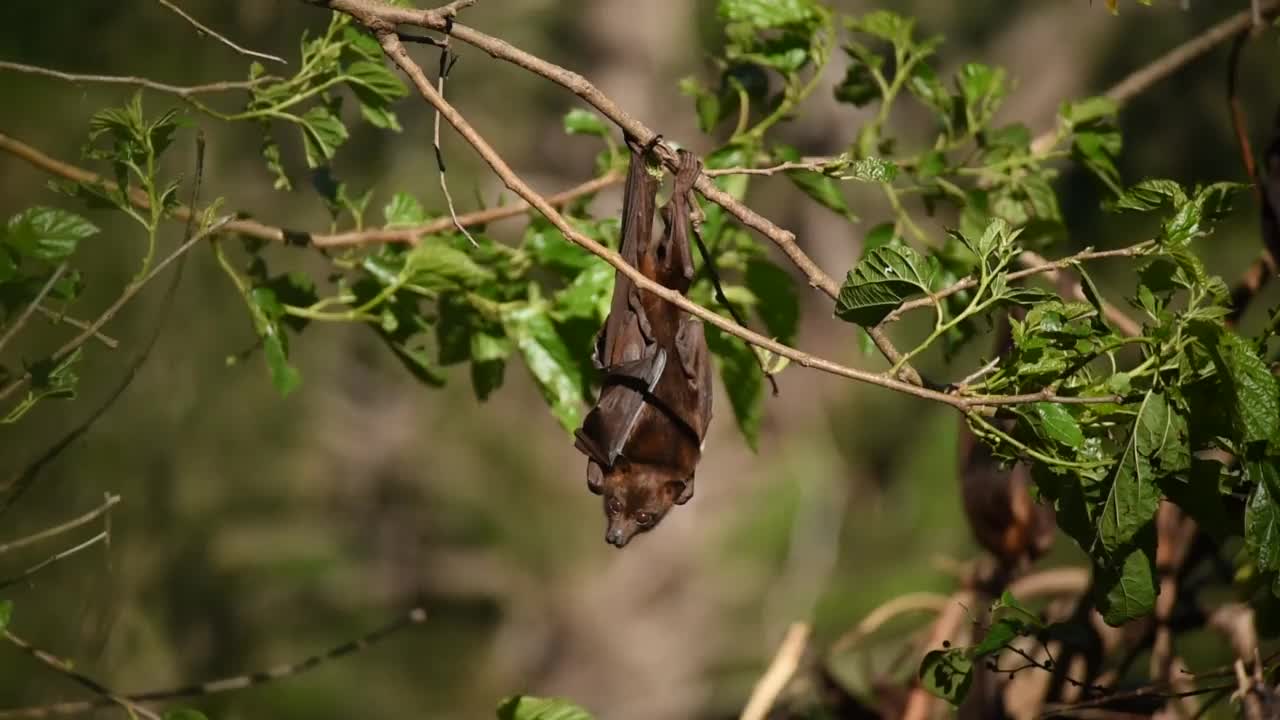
[605,527,632,547]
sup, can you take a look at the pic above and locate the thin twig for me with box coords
[0,494,120,556]
[0,61,278,98]
[4,630,163,720]
[0,608,428,719]
[371,28,1087,411]
[0,263,68,355]
[0,130,620,248]
[1030,0,1280,155]
[156,0,286,64]
[31,307,119,349]
[740,622,810,720]
[311,0,926,386]
[880,244,1152,326]
[828,593,950,656]
[431,46,476,246]
[0,217,233,518]
[0,531,108,591]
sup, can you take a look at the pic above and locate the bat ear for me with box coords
[586,460,604,495]
[669,478,694,505]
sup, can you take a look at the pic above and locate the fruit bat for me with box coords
[574,141,713,548]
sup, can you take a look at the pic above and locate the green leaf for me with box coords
[1098,391,1183,553]
[837,156,898,183]
[299,103,350,168]
[1072,125,1122,194]
[4,207,98,261]
[706,325,763,450]
[850,9,914,46]
[262,328,302,396]
[834,57,880,107]
[1059,96,1118,127]
[718,0,818,29]
[1214,331,1280,445]
[774,146,855,220]
[384,192,427,228]
[524,219,594,275]
[259,128,292,191]
[956,62,1005,129]
[1094,539,1157,626]
[745,258,799,344]
[1032,402,1085,448]
[835,244,935,326]
[1245,460,1280,572]
[497,695,595,720]
[1109,179,1187,213]
[554,260,613,321]
[0,600,11,631]
[563,109,610,138]
[404,240,493,290]
[502,302,586,432]
[919,648,973,705]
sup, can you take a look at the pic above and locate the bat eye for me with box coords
[634,511,655,527]
[607,498,624,514]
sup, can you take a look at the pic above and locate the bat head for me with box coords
[587,458,691,548]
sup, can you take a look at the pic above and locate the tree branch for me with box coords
[0,129,620,248]
[308,0,925,385]
[3,630,163,720]
[0,61,278,98]
[0,608,428,719]
[156,0,287,65]
[0,494,120,556]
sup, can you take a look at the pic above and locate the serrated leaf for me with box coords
[384,192,427,228]
[1032,402,1084,448]
[1072,126,1122,194]
[706,324,763,450]
[1109,179,1187,213]
[4,207,98,261]
[1215,331,1280,444]
[1098,391,1180,553]
[1094,540,1156,626]
[562,109,609,138]
[835,244,935,326]
[346,59,408,102]
[838,157,898,183]
[497,695,595,720]
[299,104,350,168]
[717,0,818,29]
[405,240,493,290]
[501,303,585,432]
[1245,463,1280,572]
[919,648,973,705]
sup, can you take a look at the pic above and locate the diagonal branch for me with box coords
[4,630,162,720]
[156,0,286,65]
[308,0,925,386]
[0,61,278,98]
[0,608,428,719]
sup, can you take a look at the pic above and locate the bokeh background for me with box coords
[1,2,1278,718]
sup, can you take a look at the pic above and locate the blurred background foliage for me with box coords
[0,1,1277,718]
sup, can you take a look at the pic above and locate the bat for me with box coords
[574,141,714,548]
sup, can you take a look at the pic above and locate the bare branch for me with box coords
[4,630,163,720]
[431,46,477,246]
[0,129,620,248]
[0,608,428,719]
[0,61,277,98]
[31,307,119,349]
[1030,0,1280,155]
[0,530,108,591]
[0,494,120,556]
[880,243,1152,327]
[740,622,810,720]
[156,0,286,65]
[0,263,67,355]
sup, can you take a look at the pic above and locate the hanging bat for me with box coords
[574,142,713,548]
